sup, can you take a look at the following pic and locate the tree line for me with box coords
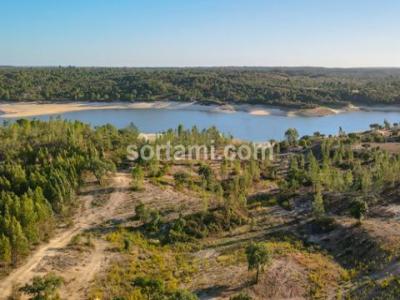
[1,67,400,107]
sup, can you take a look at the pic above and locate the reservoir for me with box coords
[2,106,400,141]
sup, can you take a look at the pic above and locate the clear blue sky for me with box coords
[1,0,399,67]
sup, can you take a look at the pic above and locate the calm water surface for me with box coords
[3,108,400,141]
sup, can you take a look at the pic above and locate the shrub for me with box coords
[20,273,63,300]
[230,292,253,300]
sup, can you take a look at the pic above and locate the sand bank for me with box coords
[0,101,366,119]
[287,104,359,117]
[248,109,271,116]
[0,101,249,118]
[0,101,277,118]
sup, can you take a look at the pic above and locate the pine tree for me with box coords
[0,234,11,264]
[307,151,320,189]
[350,199,369,222]
[20,194,39,244]
[285,128,299,146]
[344,170,354,190]
[249,159,260,182]
[215,183,224,206]
[131,166,145,191]
[220,159,228,179]
[245,242,270,283]
[360,169,372,193]
[31,187,54,241]
[312,186,325,220]
[9,217,29,265]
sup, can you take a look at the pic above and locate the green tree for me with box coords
[131,166,145,191]
[20,194,39,243]
[350,199,369,222]
[9,217,29,265]
[245,242,270,283]
[198,164,215,191]
[384,119,391,129]
[0,234,11,264]
[220,159,229,179]
[312,186,325,220]
[285,128,299,146]
[87,156,116,184]
[360,169,372,193]
[344,170,354,190]
[307,151,320,189]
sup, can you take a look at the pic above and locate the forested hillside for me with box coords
[0,119,138,267]
[2,120,400,298]
[1,67,400,107]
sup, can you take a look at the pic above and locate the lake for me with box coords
[2,107,400,141]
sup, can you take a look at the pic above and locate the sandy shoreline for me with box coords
[0,101,283,118]
[0,101,242,118]
[0,101,396,119]
[0,101,199,118]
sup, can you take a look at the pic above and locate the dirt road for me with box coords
[0,172,131,299]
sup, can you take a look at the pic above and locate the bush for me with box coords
[20,273,64,300]
[132,276,198,300]
[311,216,337,233]
[230,293,253,300]
[350,199,369,221]
[163,208,247,243]
[174,171,192,188]
[135,201,151,222]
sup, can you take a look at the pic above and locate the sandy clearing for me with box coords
[0,172,131,300]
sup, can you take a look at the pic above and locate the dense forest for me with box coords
[0,119,139,267]
[1,67,400,107]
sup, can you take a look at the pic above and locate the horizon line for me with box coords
[1,65,400,69]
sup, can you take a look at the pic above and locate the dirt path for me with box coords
[0,172,131,299]
[60,239,109,299]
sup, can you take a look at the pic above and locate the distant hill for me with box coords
[1,67,400,107]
